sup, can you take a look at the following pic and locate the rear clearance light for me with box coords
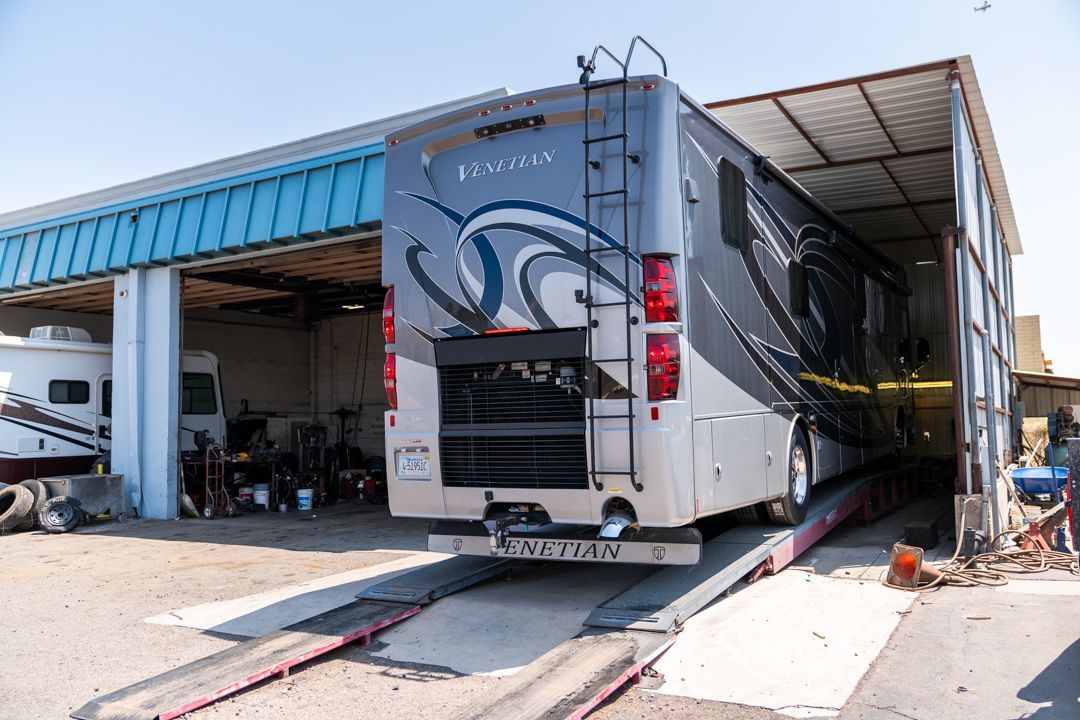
[643,256,678,322]
[482,327,529,335]
[383,287,395,344]
[646,334,680,400]
[384,353,398,409]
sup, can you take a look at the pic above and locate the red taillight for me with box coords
[384,353,398,409]
[643,256,678,322]
[383,287,395,344]
[646,334,680,400]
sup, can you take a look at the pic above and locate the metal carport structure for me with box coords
[707,56,1020,532]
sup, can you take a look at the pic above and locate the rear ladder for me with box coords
[577,37,667,494]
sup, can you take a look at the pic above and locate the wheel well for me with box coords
[602,497,637,521]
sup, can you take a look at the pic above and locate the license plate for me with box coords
[396,453,431,478]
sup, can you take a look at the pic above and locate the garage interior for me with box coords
[2,232,392,512]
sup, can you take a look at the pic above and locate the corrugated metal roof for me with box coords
[707,57,1021,263]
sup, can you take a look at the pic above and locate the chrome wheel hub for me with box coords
[790,444,808,506]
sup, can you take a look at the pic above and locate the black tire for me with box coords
[734,503,768,525]
[766,428,812,525]
[40,496,82,534]
[19,479,49,528]
[0,484,35,533]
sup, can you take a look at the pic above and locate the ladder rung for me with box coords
[584,132,628,145]
[583,188,628,199]
[591,357,631,363]
[588,300,631,309]
[589,470,638,476]
[589,414,635,420]
[585,78,629,90]
[583,245,628,254]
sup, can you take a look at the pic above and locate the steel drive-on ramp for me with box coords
[72,556,515,720]
[457,469,891,720]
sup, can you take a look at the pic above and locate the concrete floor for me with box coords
[1,494,1076,720]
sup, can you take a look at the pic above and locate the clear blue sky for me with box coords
[1,1,1078,371]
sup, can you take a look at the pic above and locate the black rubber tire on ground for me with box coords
[19,479,50,528]
[39,496,82,534]
[734,502,768,525]
[766,428,812,526]
[0,484,36,533]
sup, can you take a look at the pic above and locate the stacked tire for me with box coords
[0,480,82,534]
[0,483,36,533]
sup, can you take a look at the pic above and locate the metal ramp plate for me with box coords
[449,628,675,720]
[72,600,418,720]
[586,473,870,632]
[356,555,519,605]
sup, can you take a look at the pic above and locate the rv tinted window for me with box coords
[718,158,749,251]
[49,380,90,404]
[102,380,113,419]
[183,373,217,415]
[790,260,809,316]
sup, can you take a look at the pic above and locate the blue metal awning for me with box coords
[0,144,384,293]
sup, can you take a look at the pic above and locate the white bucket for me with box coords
[253,483,270,509]
[296,488,314,510]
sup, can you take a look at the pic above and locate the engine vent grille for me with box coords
[440,433,587,489]
[439,357,586,426]
[436,339,588,490]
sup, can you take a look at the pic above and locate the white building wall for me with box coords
[315,311,387,459]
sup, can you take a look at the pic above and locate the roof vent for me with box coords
[29,326,92,343]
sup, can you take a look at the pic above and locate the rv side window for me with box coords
[182,373,217,415]
[102,380,113,418]
[49,380,90,404]
[789,260,809,316]
[718,158,749,251]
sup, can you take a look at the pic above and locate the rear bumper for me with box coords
[428,520,702,565]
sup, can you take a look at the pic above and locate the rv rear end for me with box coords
[382,77,699,538]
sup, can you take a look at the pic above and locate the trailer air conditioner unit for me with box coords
[29,326,93,342]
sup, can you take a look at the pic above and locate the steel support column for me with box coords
[950,72,979,494]
[111,265,181,519]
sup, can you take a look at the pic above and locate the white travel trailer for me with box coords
[0,326,226,485]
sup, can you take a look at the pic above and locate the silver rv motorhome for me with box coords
[0,326,227,485]
[382,41,921,565]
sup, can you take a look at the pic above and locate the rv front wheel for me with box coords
[766,428,811,525]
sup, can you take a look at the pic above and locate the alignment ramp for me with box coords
[72,600,418,720]
[587,472,870,632]
[73,555,512,720]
